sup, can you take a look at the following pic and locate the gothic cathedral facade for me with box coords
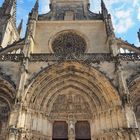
[0,0,140,139]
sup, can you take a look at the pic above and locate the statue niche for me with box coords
[49,94,92,120]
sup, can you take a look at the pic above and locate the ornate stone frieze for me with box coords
[0,53,139,62]
[0,54,24,61]
[118,53,140,61]
[30,53,114,62]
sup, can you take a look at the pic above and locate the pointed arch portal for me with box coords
[24,62,123,139]
[25,62,120,111]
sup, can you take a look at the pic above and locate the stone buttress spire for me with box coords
[138,29,140,42]
[2,0,17,25]
[24,0,39,55]
[0,0,19,48]
[29,0,39,20]
[101,0,114,37]
[101,0,117,56]
[17,19,23,37]
[101,0,108,19]
[15,1,39,135]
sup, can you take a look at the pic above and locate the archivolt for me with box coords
[0,77,15,112]
[25,62,121,114]
[0,77,15,123]
[129,76,140,103]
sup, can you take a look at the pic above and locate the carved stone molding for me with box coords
[0,53,139,62]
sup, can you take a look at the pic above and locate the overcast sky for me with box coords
[0,0,140,46]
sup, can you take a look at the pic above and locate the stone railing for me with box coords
[0,53,139,62]
[118,53,140,61]
[0,54,23,62]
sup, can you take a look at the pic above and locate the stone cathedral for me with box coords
[0,0,140,139]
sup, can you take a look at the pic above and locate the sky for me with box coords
[0,0,140,47]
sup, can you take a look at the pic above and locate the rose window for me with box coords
[52,32,86,56]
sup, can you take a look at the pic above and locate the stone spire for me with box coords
[101,0,115,37]
[2,0,17,24]
[17,19,23,37]
[138,29,140,42]
[29,0,39,20]
[101,0,108,19]
[0,0,19,48]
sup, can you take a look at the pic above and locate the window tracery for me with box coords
[52,32,86,57]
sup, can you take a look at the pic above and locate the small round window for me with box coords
[52,32,86,56]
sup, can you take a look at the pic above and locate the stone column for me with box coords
[46,119,53,140]
[8,126,19,140]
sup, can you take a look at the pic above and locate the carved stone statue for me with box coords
[50,94,92,119]
[69,120,75,136]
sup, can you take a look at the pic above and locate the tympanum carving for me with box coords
[50,94,92,120]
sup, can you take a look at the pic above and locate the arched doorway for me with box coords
[75,121,91,140]
[25,62,122,139]
[53,121,68,140]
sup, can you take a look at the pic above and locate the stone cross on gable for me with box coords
[138,29,140,42]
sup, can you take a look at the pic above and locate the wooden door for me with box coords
[53,121,68,140]
[75,121,91,140]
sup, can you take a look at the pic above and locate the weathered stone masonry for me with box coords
[0,0,140,140]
